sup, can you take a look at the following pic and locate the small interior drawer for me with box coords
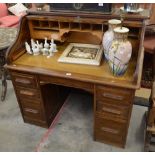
[96,85,133,104]
[96,100,130,120]
[11,72,38,88]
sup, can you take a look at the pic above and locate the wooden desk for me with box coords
[5,9,149,148]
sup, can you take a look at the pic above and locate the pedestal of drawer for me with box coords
[16,88,46,123]
[14,86,47,126]
[95,85,134,148]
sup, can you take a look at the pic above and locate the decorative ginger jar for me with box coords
[102,19,121,61]
[108,27,132,76]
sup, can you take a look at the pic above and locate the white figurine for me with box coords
[50,38,57,53]
[36,40,43,50]
[41,38,49,56]
[32,44,40,56]
[44,37,49,49]
[31,39,36,50]
[25,42,32,54]
[47,43,55,58]
[41,48,49,56]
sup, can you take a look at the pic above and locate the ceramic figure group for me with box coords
[25,36,57,58]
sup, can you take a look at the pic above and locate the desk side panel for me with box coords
[6,16,30,64]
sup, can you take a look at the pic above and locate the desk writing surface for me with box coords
[12,44,137,89]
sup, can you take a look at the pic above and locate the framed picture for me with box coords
[58,43,103,66]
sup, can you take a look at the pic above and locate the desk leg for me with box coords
[1,68,7,101]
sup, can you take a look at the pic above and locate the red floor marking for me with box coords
[35,95,71,152]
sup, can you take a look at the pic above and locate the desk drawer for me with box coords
[96,85,133,105]
[19,97,41,106]
[11,72,38,88]
[95,116,126,147]
[16,86,40,101]
[39,75,94,92]
[21,102,44,121]
[96,100,130,120]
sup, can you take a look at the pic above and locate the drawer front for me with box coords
[11,72,38,88]
[96,100,130,120]
[39,75,94,93]
[23,116,48,128]
[21,101,44,121]
[95,116,126,145]
[19,97,41,106]
[96,85,133,105]
[16,86,40,101]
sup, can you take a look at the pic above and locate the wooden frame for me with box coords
[58,43,103,66]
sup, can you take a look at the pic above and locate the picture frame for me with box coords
[58,43,103,66]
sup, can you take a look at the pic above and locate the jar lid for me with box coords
[114,27,129,33]
[108,19,121,25]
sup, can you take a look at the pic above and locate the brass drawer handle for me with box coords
[24,108,39,114]
[19,90,35,96]
[101,127,119,134]
[40,81,49,85]
[102,107,121,115]
[15,78,31,85]
[102,92,124,101]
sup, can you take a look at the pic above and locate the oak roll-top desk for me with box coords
[6,8,150,148]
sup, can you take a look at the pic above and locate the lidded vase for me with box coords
[108,27,132,76]
[102,19,121,61]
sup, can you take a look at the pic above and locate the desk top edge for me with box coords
[27,8,150,21]
[5,63,139,90]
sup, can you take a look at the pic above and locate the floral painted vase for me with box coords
[102,19,121,61]
[108,27,132,76]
